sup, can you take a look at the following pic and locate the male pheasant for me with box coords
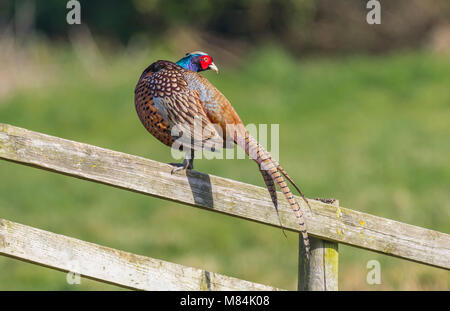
[134,51,311,258]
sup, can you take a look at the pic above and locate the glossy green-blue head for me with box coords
[176,51,218,73]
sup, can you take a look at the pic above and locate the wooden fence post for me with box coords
[298,199,339,291]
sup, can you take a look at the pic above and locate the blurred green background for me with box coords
[0,0,449,290]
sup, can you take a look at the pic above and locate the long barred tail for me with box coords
[235,131,310,259]
[259,169,287,238]
[266,157,312,212]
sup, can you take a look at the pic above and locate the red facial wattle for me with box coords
[200,56,212,70]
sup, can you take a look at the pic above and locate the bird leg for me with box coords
[170,150,194,174]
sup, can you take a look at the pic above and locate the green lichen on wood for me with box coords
[324,243,339,278]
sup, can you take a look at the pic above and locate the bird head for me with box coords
[176,51,219,73]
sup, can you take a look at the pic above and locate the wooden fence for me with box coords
[0,123,449,290]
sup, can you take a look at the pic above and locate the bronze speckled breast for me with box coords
[134,61,179,148]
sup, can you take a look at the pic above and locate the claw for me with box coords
[169,155,194,175]
[169,162,186,175]
[171,165,186,175]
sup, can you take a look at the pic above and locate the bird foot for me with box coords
[169,161,193,175]
[170,163,186,175]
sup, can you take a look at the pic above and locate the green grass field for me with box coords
[0,43,449,290]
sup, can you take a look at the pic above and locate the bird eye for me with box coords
[203,57,208,62]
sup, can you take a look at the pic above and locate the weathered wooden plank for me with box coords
[0,218,281,291]
[0,123,449,270]
[298,199,339,291]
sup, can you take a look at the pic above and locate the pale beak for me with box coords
[208,62,219,74]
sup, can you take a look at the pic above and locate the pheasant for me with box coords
[134,51,311,258]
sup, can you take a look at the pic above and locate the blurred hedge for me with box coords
[2,0,450,54]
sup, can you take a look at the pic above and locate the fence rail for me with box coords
[0,123,449,290]
[0,218,279,290]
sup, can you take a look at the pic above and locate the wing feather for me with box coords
[148,65,224,152]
